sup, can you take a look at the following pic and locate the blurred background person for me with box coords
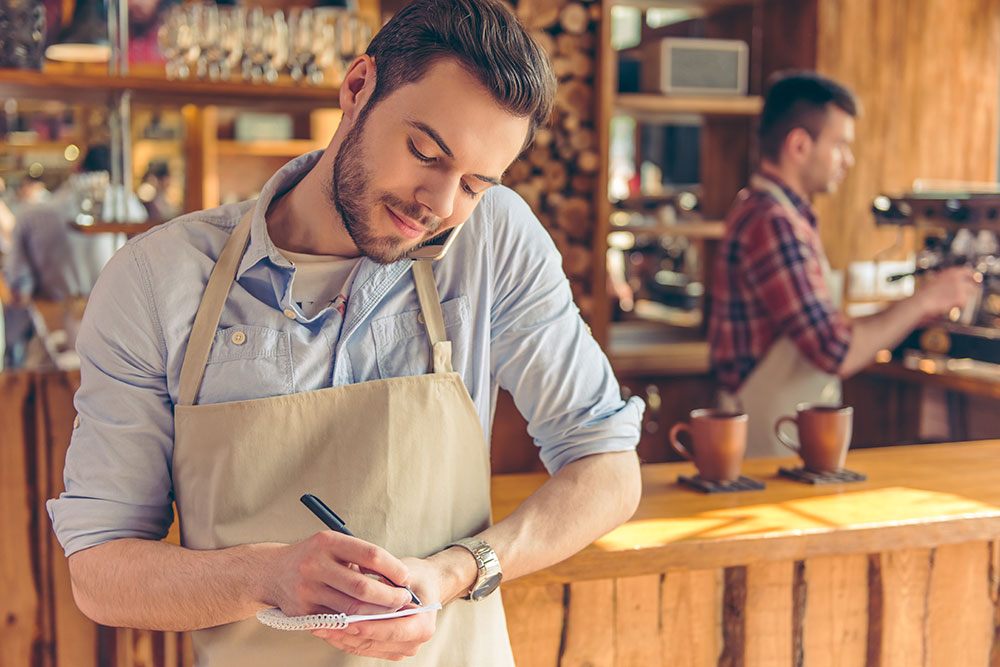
[14,173,51,211]
[2,145,139,368]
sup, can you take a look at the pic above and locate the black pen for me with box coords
[300,493,422,606]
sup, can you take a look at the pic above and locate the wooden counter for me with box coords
[6,371,999,666]
[864,359,1000,401]
[498,442,1000,666]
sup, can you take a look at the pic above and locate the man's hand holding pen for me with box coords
[265,530,415,618]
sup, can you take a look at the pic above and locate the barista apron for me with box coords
[718,175,842,458]
[171,211,515,666]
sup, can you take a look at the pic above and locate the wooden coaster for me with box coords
[778,467,867,485]
[677,474,766,494]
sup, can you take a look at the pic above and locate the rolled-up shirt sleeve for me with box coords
[744,213,852,375]
[46,242,176,557]
[487,193,644,474]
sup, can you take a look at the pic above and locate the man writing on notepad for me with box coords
[47,0,643,664]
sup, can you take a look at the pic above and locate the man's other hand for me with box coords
[915,266,980,321]
[308,555,452,660]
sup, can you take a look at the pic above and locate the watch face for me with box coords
[470,572,503,601]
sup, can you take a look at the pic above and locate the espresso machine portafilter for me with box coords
[872,192,1000,364]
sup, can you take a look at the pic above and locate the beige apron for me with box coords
[171,211,515,666]
[719,175,842,458]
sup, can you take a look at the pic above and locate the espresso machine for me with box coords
[873,191,1000,373]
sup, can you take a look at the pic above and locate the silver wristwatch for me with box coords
[448,537,503,601]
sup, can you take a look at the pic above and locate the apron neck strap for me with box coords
[411,260,454,374]
[177,209,253,406]
[750,173,800,215]
[177,211,457,405]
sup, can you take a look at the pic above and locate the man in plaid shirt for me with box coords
[708,71,978,457]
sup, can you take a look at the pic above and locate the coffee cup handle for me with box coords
[774,415,800,454]
[668,422,695,461]
[774,415,800,452]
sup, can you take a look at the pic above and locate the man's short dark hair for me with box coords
[81,144,111,173]
[364,0,555,147]
[758,71,858,162]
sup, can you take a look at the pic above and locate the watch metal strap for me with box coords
[448,537,500,599]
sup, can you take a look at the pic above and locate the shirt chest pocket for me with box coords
[372,296,469,380]
[197,325,294,404]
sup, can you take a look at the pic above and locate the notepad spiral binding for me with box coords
[256,607,351,631]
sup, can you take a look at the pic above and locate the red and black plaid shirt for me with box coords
[708,172,852,392]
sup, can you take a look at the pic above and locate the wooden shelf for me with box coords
[613,192,702,208]
[608,320,710,376]
[0,68,341,111]
[0,140,80,151]
[615,93,762,117]
[216,139,326,157]
[864,359,1000,401]
[609,221,725,239]
[609,0,755,10]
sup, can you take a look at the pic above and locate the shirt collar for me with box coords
[754,170,818,228]
[236,149,326,279]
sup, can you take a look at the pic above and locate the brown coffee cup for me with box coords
[668,409,748,482]
[774,403,853,473]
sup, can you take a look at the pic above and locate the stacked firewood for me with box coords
[505,0,601,321]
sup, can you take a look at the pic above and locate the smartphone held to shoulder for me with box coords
[404,223,465,261]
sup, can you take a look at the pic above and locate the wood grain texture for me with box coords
[614,574,663,667]
[561,579,615,667]
[0,372,41,667]
[813,0,1000,270]
[719,566,746,667]
[502,583,564,667]
[992,540,1000,666]
[878,548,932,667]
[660,568,723,667]
[493,441,1000,586]
[40,372,99,667]
[744,561,794,666]
[926,542,993,667]
[801,554,868,667]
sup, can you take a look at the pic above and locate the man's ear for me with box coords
[783,127,814,165]
[339,55,377,121]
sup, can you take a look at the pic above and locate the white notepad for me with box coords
[257,603,442,631]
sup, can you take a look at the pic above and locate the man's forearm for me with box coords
[433,450,641,601]
[68,538,280,631]
[838,296,926,378]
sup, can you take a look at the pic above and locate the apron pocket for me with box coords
[197,325,293,403]
[372,295,469,380]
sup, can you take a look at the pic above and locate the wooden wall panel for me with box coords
[660,568,723,667]
[0,372,41,667]
[744,561,794,666]
[878,548,932,667]
[813,0,1000,270]
[503,583,564,667]
[38,372,100,667]
[926,542,993,667]
[614,574,664,667]
[801,554,868,667]
[562,579,615,667]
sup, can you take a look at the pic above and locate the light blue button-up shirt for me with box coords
[47,150,644,557]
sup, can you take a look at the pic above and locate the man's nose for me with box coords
[415,172,458,221]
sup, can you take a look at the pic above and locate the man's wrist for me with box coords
[243,542,287,608]
[428,546,478,603]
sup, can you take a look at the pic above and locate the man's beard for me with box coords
[330,112,441,264]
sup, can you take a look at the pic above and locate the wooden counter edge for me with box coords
[494,441,1000,588]
[503,513,1000,588]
